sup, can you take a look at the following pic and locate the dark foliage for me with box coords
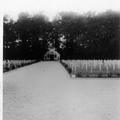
[76,72,83,77]
[3,10,120,60]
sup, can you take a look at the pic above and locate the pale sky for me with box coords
[2,0,120,21]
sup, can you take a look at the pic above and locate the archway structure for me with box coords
[44,48,60,61]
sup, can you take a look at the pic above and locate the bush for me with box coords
[64,64,68,68]
[86,74,90,77]
[76,72,82,77]
[12,65,15,69]
[67,67,72,73]
[21,63,24,66]
[117,73,120,77]
[98,73,102,77]
[108,73,112,77]
[5,67,9,71]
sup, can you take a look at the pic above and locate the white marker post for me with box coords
[86,63,88,72]
[113,64,115,71]
[117,60,120,69]
[72,63,74,71]
[106,66,109,73]
[75,65,77,74]
[99,63,102,72]
[90,66,93,73]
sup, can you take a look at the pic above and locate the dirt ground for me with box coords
[3,61,120,120]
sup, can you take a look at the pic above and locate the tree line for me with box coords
[3,10,120,60]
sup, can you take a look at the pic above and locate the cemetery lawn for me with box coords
[3,61,120,120]
[61,60,120,78]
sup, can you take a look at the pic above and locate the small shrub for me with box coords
[64,64,68,68]
[12,65,15,69]
[21,63,24,66]
[63,63,65,66]
[67,67,72,73]
[76,72,82,77]
[117,73,120,77]
[108,73,112,77]
[86,74,90,77]
[98,73,102,78]
[17,65,21,68]
[5,67,9,71]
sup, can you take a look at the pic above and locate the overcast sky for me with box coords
[3,0,120,20]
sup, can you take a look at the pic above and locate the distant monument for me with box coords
[44,47,60,61]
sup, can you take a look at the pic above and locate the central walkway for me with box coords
[3,62,120,120]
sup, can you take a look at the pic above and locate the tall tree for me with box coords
[3,15,18,60]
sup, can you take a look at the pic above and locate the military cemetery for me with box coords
[2,0,120,120]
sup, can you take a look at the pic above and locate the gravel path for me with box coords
[3,61,120,120]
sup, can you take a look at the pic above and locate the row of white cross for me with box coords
[62,60,120,73]
[3,60,36,68]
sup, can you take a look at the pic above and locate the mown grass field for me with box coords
[62,60,120,78]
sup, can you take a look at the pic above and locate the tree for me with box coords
[15,12,50,60]
[3,10,120,60]
[3,15,18,60]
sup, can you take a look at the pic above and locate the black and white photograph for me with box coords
[2,0,120,119]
